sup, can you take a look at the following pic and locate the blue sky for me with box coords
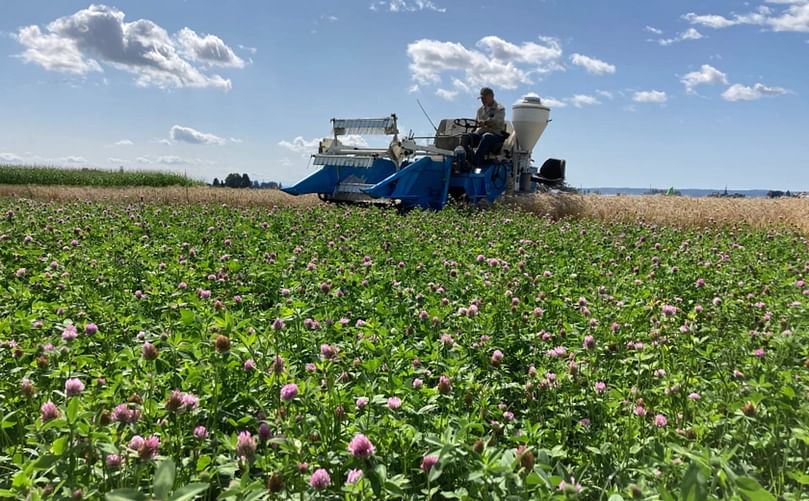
[1,0,807,190]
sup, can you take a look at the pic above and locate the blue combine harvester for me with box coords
[282,96,565,210]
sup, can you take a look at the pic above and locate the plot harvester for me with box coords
[282,96,565,210]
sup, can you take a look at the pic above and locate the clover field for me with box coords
[1,199,808,500]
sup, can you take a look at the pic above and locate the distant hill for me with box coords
[581,187,773,198]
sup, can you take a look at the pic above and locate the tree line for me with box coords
[211,173,282,190]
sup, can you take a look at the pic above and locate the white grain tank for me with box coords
[511,96,550,153]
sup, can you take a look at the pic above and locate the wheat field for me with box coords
[2,184,808,234]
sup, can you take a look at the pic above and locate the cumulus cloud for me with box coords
[683,13,740,29]
[645,25,663,35]
[176,28,245,68]
[569,53,616,75]
[60,156,88,164]
[657,28,704,45]
[114,139,133,146]
[370,1,446,13]
[278,134,368,155]
[569,94,601,108]
[170,125,227,145]
[14,25,102,74]
[435,78,474,100]
[633,90,668,103]
[1,152,93,165]
[0,152,24,163]
[722,82,787,101]
[13,4,240,89]
[435,88,458,100]
[683,1,809,32]
[340,135,370,148]
[407,35,563,90]
[680,64,728,94]
[133,155,196,165]
[157,155,188,165]
[278,136,320,156]
[540,97,568,108]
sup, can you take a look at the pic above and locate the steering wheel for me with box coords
[453,118,480,132]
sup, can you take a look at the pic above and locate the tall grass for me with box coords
[1,185,807,233]
[0,165,200,187]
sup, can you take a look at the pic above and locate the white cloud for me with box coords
[683,13,739,29]
[176,28,245,68]
[569,53,616,75]
[157,155,188,165]
[0,152,24,163]
[13,4,238,90]
[170,125,227,145]
[645,25,663,35]
[60,156,88,164]
[278,134,368,155]
[371,1,446,13]
[135,156,154,164]
[570,94,601,108]
[722,82,787,101]
[107,157,127,164]
[434,77,474,100]
[541,97,568,108]
[435,88,458,100]
[451,78,472,94]
[657,28,704,45]
[633,90,668,103]
[680,28,705,40]
[238,44,257,55]
[684,1,809,32]
[114,139,133,146]
[407,35,563,91]
[278,136,320,156]
[339,135,370,148]
[14,25,102,74]
[156,139,172,146]
[680,64,728,94]
[596,90,614,100]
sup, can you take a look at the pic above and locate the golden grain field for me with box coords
[2,184,808,234]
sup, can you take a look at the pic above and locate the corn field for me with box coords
[0,165,199,187]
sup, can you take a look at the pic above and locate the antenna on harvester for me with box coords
[416,99,438,132]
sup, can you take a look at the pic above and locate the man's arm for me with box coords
[487,105,506,132]
[477,105,506,134]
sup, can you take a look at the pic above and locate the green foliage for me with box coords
[0,165,199,187]
[0,200,807,499]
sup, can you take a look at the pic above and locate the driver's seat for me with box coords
[433,119,467,150]
[433,119,513,154]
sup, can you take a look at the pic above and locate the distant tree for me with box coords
[212,177,220,187]
[224,173,242,188]
[241,173,252,188]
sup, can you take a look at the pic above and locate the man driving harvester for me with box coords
[460,87,507,169]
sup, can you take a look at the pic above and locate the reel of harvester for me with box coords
[282,96,565,211]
